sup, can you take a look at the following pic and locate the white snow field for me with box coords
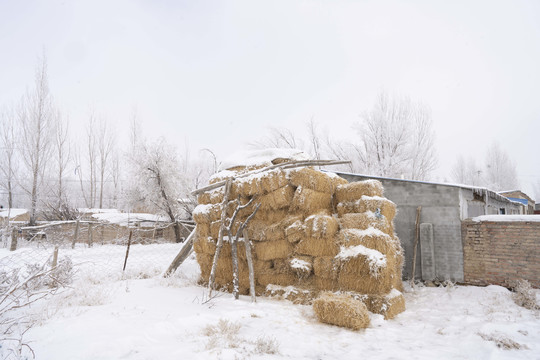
[2,248,539,360]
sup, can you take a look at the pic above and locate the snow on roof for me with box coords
[219,148,310,171]
[92,212,168,226]
[472,215,540,222]
[0,208,28,219]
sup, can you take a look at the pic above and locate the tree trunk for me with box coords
[243,228,256,303]
[230,228,239,300]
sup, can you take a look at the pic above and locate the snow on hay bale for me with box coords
[313,292,371,330]
[192,150,405,327]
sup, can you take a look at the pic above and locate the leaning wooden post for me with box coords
[71,220,80,249]
[410,206,422,288]
[208,179,233,296]
[163,227,197,277]
[229,226,240,300]
[9,228,18,251]
[243,228,256,303]
[123,230,133,271]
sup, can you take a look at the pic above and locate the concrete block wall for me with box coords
[462,220,540,288]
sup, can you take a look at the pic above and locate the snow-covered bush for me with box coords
[508,279,539,311]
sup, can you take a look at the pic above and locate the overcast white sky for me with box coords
[1,0,539,196]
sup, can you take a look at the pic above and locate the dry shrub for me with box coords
[313,292,370,330]
[258,185,295,211]
[313,256,339,280]
[478,332,528,350]
[304,213,339,239]
[335,180,384,203]
[289,167,347,194]
[291,186,333,214]
[337,197,396,220]
[339,212,393,235]
[364,290,406,319]
[508,279,539,310]
[254,240,294,261]
[337,229,394,255]
[295,237,339,257]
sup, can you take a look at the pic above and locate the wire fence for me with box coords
[0,220,194,281]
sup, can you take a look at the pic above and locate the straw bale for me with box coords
[285,219,305,243]
[314,277,339,291]
[196,253,234,281]
[192,203,222,224]
[313,292,370,330]
[339,212,393,236]
[292,186,332,214]
[337,273,394,295]
[335,180,384,203]
[271,258,295,274]
[259,185,295,211]
[208,170,236,185]
[337,197,396,220]
[245,220,268,241]
[289,167,348,194]
[295,237,339,257]
[289,256,313,278]
[264,285,316,305]
[197,188,225,205]
[254,240,294,261]
[233,168,289,197]
[304,213,339,239]
[197,223,211,238]
[337,228,395,255]
[193,235,217,255]
[365,290,406,319]
[252,208,288,223]
[264,222,286,241]
[257,273,298,287]
[313,256,339,280]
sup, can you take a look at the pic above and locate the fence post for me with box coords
[123,230,133,271]
[88,223,94,247]
[72,220,80,249]
[9,228,18,251]
[52,245,59,268]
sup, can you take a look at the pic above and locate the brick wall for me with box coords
[462,220,540,288]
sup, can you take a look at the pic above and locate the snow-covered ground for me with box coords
[2,250,540,360]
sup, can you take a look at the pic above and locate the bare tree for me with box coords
[18,55,55,225]
[52,113,70,208]
[249,127,304,150]
[451,155,482,186]
[409,106,437,180]
[0,106,18,209]
[97,120,114,209]
[484,142,518,191]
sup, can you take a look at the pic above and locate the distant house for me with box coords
[536,202,540,215]
[334,172,524,283]
[498,190,536,214]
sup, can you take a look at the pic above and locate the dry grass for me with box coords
[252,208,288,223]
[295,237,339,257]
[258,185,295,211]
[285,219,305,243]
[335,180,384,203]
[264,285,316,305]
[478,332,529,350]
[304,213,339,239]
[364,291,406,319]
[257,273,299,287]
[508,279,540,310]
[314,276,339,291]
[313,256,339,280]
[289,167,347,194]
[254,240,294,261]
[313,292,371,330]
[291,186,333,214]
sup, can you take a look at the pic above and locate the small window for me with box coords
[499,208,506,215]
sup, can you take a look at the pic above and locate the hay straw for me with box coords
[257,273,298,287]
[314,277,339,292]
[264,285,316,305]
[337,273,394,294]
[289,167,348,194]
[291,186,332,214]
[252,208,288,223]
[197,188,225,205]
[304,213,339,239]
[336,197,396,220]
[313,292,370,330]
[365,290,406,319]
[233,168,289,196]
[337,228,394,255]
[245,220,269,241]
[313,256,339,279]
[193,235,217,255]
[289,256,313,278]
[295,237,339,257]
[285,219,305,243]
[339,212,393,236]
[335,180,384,203]
[192,203,222,224]
[258,185,295,211]
[254,240,294,261]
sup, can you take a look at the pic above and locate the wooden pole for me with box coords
[243,228,256,303]
[71,220,80,249]
[123,230,133,271]
[230,227,239,300]
[410,206,422,287]
[9,228,18,251]
[163,227,196,277]
[88,223,94,248]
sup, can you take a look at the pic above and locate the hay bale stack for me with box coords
[193,164,405,325]
[313,292,371,330]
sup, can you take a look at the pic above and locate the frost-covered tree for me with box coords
[0,106,19,209]
[128,136,189,243]
[451,155,483,186]
[18,55,56,225]
[355,93,437,180]
[484,142,518,191]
